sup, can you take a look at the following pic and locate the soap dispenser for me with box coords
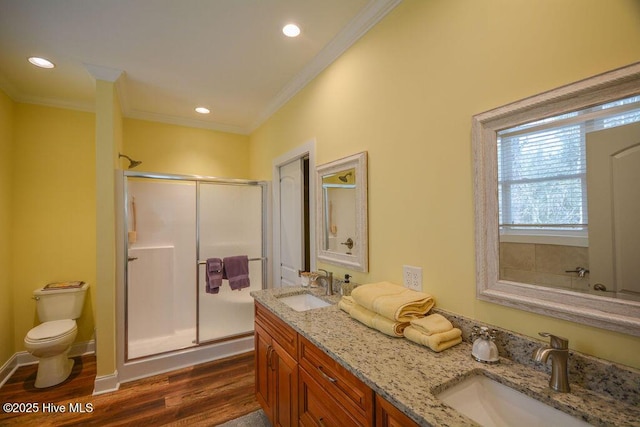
[471,326,499,364]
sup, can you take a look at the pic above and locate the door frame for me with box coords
[272,139,316,287]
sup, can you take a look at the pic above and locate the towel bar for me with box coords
[197,257,266,265]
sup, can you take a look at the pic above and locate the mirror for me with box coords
[473,62,640,336]
[316,151,368,272]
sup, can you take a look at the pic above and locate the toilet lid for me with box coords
[27,319,76,340]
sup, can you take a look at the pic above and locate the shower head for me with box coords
[119,153,142,169]
[338,172,352,182]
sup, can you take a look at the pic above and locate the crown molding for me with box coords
[124,109,249,135]
[84,63,124,82]
[0,73,20,102]
[7,93,95,113]
[248,0,402,132]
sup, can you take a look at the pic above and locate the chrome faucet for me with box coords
[532,332,570,392]
[317,269,334,296]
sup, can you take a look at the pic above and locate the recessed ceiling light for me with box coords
[195,107,210,114]
[282,23,301,38]
[28,56,55,69]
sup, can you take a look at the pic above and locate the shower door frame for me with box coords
[118,171,268,374]
[194,177,268,345]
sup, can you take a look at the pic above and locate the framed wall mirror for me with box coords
[473,62,640,336]
[316,151,368,272]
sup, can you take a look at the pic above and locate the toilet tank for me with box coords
[33,283,89,322]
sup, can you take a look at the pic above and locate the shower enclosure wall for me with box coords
[117,172,267,381]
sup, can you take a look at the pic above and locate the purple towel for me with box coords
[205,258,223,294]
[223,255,250,291]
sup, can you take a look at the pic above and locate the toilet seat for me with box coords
[25,319,76,343]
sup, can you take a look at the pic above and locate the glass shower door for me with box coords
[126,178,197,359]
[197,183,264,343]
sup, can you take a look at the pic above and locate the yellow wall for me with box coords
[0,90,15,364]
[250,0,640,368]
[123,119,250,178]
[0,97,250,372]
[11,103,96,351]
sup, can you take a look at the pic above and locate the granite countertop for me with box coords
[251,286,640,427]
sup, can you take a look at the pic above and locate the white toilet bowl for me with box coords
[24,319,78,388]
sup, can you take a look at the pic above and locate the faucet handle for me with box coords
[539,332,568,349]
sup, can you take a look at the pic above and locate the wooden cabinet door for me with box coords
[255,318,298,427]
[273,340,298,427]
[375,395,419,427]
[255,324,274,420]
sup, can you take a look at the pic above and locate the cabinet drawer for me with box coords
[298,335,373,420]
[299,366,368,427]
[255,302,298,358]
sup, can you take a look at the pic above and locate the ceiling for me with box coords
[0,0,400,135]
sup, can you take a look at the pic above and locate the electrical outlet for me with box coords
[402,265,422,291]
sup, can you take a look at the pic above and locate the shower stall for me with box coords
[116,171,268,381]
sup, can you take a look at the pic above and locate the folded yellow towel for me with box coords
[409,313,453,336]
[338,295,356,313]
[339,296,407,337]
[350,304,408,337]
[404,325,462,352]
[350,281,434,322]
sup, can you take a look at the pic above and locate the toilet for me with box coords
[24,282,88,388]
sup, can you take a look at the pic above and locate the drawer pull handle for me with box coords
[318,416,327,427]
[317,366,337,383]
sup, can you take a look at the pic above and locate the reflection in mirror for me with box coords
[322,168,356,255]
[316,152,368,272]
[473,62,640,336]
[497,95,640,301]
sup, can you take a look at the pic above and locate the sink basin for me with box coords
[278,293,331,312]
[436,375,591,427]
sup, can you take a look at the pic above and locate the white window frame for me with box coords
[497,95,640,247]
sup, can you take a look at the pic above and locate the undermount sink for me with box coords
[436,375,591,427]
[278,293,331,312]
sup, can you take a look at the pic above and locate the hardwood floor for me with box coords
[0,352,261,426]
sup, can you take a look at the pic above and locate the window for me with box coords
[497,95,640,238]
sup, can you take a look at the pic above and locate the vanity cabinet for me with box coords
[255,302,298,427]
[255,301,410,427]
[375,395,420,427]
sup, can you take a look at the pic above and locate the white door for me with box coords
[587,121,640,297]
[279,159,304,286]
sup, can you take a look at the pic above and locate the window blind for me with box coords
[497,95,640,232]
